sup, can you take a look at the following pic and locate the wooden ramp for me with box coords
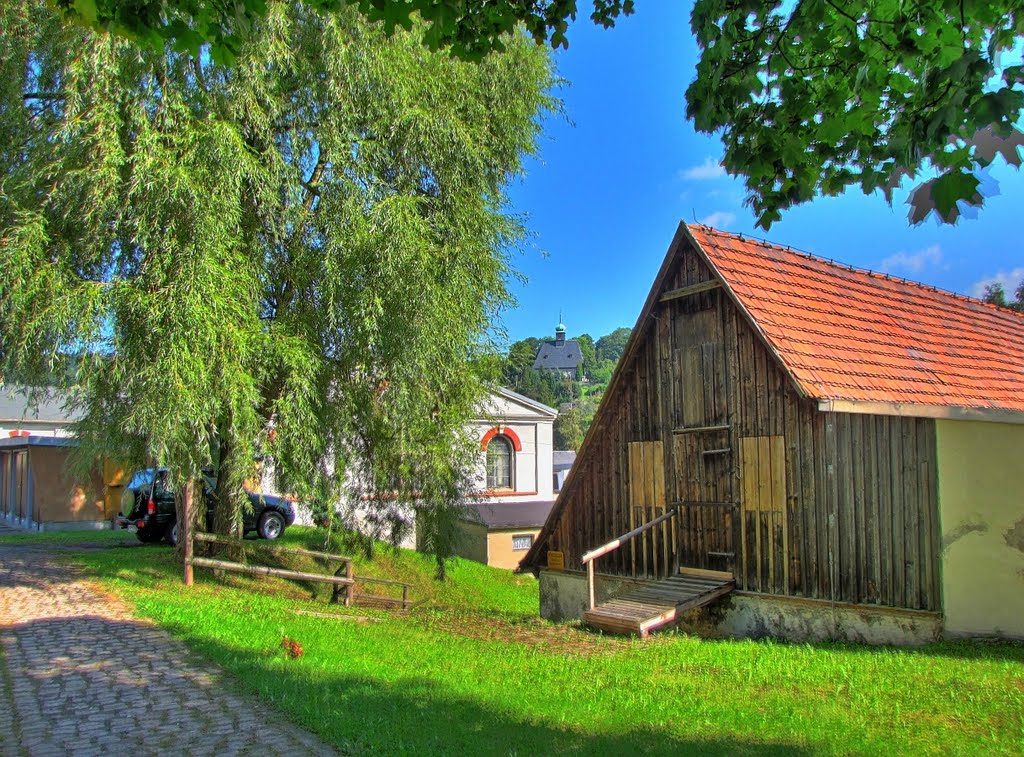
[583,569,735,637]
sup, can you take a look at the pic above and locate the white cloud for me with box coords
[879,245,943,275]
[680,157,726,181]
[699,211,737,229]
[970,267,1024,299]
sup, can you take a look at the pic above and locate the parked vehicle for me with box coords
[115,468,295,546]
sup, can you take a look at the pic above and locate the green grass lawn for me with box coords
[36,527,1024,755]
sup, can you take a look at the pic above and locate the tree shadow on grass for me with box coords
[0,615,812,756]
[175,629,813,756]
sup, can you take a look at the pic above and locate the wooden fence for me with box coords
[187,532,415,609]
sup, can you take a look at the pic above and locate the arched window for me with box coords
[486,435,513,490]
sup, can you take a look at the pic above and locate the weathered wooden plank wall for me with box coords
[545,241,940,611]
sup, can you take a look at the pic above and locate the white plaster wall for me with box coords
[534,419,554,498]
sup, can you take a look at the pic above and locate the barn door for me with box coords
[672,310,735,573]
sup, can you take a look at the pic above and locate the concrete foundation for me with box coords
[539,569,943,645]
[539,568,653,622]
[713,593,942,646]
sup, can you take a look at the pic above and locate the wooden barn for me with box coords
[520,222,1024,644]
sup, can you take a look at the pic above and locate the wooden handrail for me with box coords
[582,508,677,610]
[582,509,677,564]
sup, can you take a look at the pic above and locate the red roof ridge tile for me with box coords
[690,224,1024,322]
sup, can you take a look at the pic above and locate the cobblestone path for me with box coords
[0,545,336,756]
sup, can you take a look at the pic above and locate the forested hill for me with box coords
[500,327,630,451]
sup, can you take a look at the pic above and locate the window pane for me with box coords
[486,436,512,489]
[512,534,533,551]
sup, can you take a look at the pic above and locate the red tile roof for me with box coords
[688,225,1024,417]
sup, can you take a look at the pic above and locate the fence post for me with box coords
[345,561,355,607]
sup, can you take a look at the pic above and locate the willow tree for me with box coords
[0,0,556,561]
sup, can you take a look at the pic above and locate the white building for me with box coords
[472,387,557,501]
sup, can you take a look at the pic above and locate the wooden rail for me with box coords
[189,557,355,587]
[581,509,677,610]
[193,532,352,563]
[187,532,415,609]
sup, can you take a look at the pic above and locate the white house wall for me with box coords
[473,388,556,502]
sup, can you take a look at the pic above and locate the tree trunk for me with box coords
[175,479,198,556]
[176,480,195,585]
[212,427,237,535]
[212,418,246,562]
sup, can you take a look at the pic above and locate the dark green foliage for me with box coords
[0,0,556,562]
[687,1,1024,228]
[576,333,597,377]
[553,405,584,450]
[508,368,572,409]
[982,282,1024,312]
[51,1,1024,229]
[501,339,543,388]
[52,0,634,62]
[595,327,630,363]
[588,358,616,386]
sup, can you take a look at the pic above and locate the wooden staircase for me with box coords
[583,568,735,637]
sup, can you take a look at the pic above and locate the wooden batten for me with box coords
[673,423,730,434]
[659,279,722,303]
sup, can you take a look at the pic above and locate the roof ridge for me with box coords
[689,223,1024,321]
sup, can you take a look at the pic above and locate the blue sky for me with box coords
[500,4,1024,344]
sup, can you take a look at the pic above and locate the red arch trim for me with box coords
[480,426,522,452]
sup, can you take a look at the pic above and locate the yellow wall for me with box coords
[937,419,1024,639]
[486,528,540,570]
[30,447,107,524]
[447,522,541,570]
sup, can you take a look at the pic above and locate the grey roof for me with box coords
[460,500,555,529]
[533,339,583,372]
[0,385,78,425]
[552,450,577,471]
